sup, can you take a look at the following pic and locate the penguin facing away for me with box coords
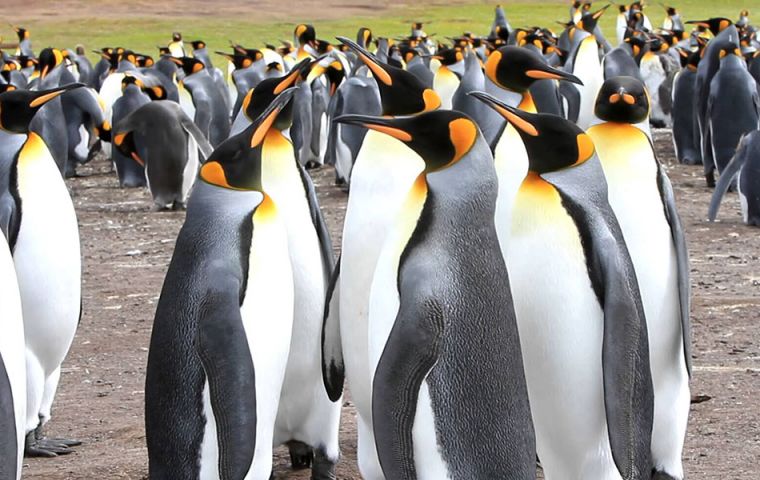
[588,76,692,480]
[0,85,85,457]
[470,92,654,480]
[334,110,536,479]
[708,130,760,226]
[145,89,297,479]
[671,50,702,165]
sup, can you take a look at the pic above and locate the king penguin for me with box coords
[0,85,85,457]
[471,92,654,480]
[112,100,213,210]
[145,88,297,479]
[321,35,440,480]
[671,49,702,165]
[570,13,606,130]
[587,77,692,480]
[333,110,536,479]
[708,130,760,227]
[475,47,581,253]
[242,62,342,479]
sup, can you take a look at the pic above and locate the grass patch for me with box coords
[2,1,752,63]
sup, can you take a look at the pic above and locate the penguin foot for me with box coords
[652,470,678,480]
[705,172,716,188]
[287,440,313,470]
[24,431,75,457]
[311,448,337,480]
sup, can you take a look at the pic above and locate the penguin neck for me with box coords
[518,92,537,113]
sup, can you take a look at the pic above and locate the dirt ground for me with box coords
[21,128,760,479]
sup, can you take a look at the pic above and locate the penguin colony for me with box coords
[0,2,758,479]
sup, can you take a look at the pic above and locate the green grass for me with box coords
[2,1,753,64]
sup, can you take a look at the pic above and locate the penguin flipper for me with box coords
[372,296,445,479]
[657,164,693,377]
[707,139,745,223]
[196,277,257,479]
[547,160,653,480]
[297,162,335,275]
[321,259,343,402]
[0,146,22,248]
[179,109,214,160]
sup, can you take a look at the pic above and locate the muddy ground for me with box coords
[23,129,760,479]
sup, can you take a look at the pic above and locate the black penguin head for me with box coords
[295,24,317,48]
[157,46,171,56]
[665,6,678,16]
[37,47,64,79]
[216,51,256,70]
[337,36,441,115]
[334,110,480,173]
[172,32,182,42]
[356,27,373,48]
[686,18,733,35]
[232,45,265,63]
[470,91,595,174]
[577,5,609,33]
[170,56,206,76]
[718,44,743,59]
[0,83,84,133]
[200,88,296,192]
[433,48,464,66]
[241,58,311,126]
[191,40,206,51]
[594,76,650,124]
[13,27,29,42]
[307,57,345,96]
[484,45,582,93]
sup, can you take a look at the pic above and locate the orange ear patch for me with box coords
[449,118,477,164]
[575,133,595,164]
[200,161,234,189]
[484,50,501,83]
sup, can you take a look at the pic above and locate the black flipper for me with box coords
[545,157,654,480]
[0,354,18,477]
[372,294,445,479]
[179,107,214,160]
[0,152,20,250]
[657,163,693,376]
[321,259,343,402]
[196,274,257,479]
[297,162,335,279]
[707,143,745,222]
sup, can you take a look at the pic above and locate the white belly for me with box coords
[507,179,620,479]
[590,126,690,474]
[181,133,199,203]
[433,67,459,110]
[339,132,423,422]
[493,124,529,255]
[0,235,26,480]
[14,134,81,373]
[259,132,339,451]
[573,37,604,130]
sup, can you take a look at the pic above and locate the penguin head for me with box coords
[37,47,65,79]
[157,46,171,57]
[337,36,441,116]
[686,18,733,35]
[232,45,265,63]
[717,44,743,59]
[356,27,373,48]
[470,91,595,174]
[295,24,317,49]
[485,46,582,93]
[216,51,257,70]
[241,58,311,126]
[334,110,480,173]
[0,83,84,134]
[172,32,182,42]
[200,88,297,192]
[16,56,37,70]
[665,6,678,16]
[307,57,345,96]
[577,5,609,33]
[13,27,29,42]
[191,40,206,51]
[594,76,650,124]
[170,56,206,76]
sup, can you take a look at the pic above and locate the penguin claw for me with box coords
[288,440,313,470]
[24,432,76,457]
[311,448,337,480]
